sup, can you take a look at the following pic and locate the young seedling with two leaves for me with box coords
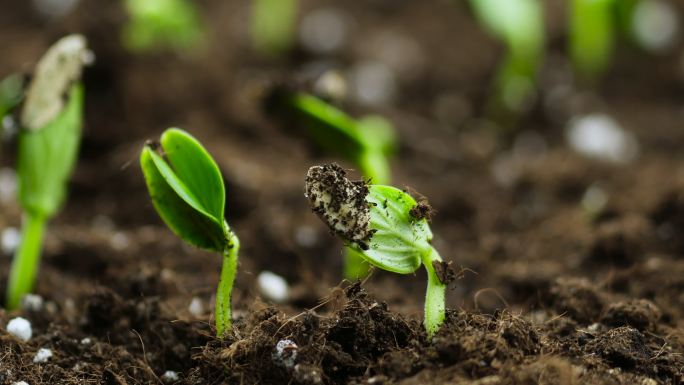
[305,164,450,337]
[140,128,239,338]
[6,35,89,309]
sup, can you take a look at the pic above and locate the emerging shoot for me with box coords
[305,164,448,337]
[269,90,397,278]
[468,0,544,120]
[570,0,616,81]
[122,0,204,53]
[140,128,238,338]
[0,74,24,123]
[251,0,299,56]
[6,35,89,309]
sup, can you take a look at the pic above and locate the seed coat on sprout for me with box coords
[305,163,374,249]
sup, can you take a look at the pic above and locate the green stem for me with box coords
[6,212,47,310]
[343,247,370,279]
[358,151,391,185]
[422,246,446,338]
[215,231,239,338]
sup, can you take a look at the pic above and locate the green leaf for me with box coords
[140,129,228,252]
[161,128,225,221]
[290,93,366,161]
[289,94,396,183]
[351,185,432,274]
[18,84,83,217]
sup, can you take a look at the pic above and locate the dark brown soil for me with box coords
[1,1,683,384]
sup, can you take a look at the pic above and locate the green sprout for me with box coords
[468,0,544,119]
[140,128,238,338]
[6,35,88,309]
[305,164,448,337]
[570,0,616,81]
[0,74,24,122]
[122,0,204,53]
[251,0,298,56]
[269,90,397,278]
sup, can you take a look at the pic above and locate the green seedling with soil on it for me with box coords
[140,128,239,338]
[271,90,397,278]
[251,0,299,56]
[6,35,89,310]
[122,0,204,53]
[468,0,544,120]
[305,164,449,337]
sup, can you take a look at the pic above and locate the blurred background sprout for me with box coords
[267,89,397,278]
[468,0,544,122]
[570,0,617,82]
[122,0,204,53]
[251,0,299,56]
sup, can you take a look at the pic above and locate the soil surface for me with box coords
[1,1,684,384]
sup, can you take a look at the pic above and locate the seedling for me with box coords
[0,74,24,122]
[140,128,238,338]
[570,0,616,81]
[269,90,397,278]
[0,74,24,152]
[468,0,544,118]
[122,0,204,53]
[305,164,448,336]
[251,0,299,56]
[6,35,88,309]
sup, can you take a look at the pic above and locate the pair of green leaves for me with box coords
[141,128,238,337]
[140,128,230,253]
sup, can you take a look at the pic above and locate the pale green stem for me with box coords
[421,246,446,338]
[343,247,370,279]
[6,212,47,310]
[215,231,240,338]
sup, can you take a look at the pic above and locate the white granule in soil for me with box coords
[161,370,180,382]
[257,271,290,303]
[33,347,53,363]
[21,293,44,312]
[188,297,204,317]
[272,339,298,369]
[7,317,32,341]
